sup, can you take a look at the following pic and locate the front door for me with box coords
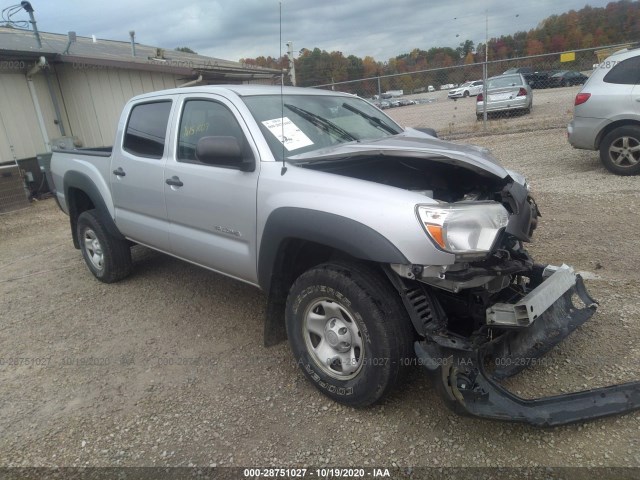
[163,95,260,284]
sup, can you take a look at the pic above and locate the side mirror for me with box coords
[195,136,255,172]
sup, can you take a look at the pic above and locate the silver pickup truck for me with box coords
[50,85,640,426]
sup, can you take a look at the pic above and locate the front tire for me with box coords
[77,209,132,283]
[286,262,414,407]
[599,126,640,175]
[463,90,469,98]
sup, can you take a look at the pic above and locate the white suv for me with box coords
[568,46,640,175]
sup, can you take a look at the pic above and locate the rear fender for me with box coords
[64,171,124,248]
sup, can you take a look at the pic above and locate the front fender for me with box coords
[257,207,408,292]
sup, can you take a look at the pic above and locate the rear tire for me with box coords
[77,209,132,283]
[599,126,640,176]
[285,262,414,407]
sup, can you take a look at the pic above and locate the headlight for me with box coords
[417,202,509,255]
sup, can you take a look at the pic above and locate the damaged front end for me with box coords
[291,132,640,425]
[387,179,640,426]
[389,258,640,426]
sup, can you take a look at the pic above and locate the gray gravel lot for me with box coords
[1,127,639,470]
[386,85,580,137]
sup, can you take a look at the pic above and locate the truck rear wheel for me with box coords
[77,209,132,283]
[285,262,414,407]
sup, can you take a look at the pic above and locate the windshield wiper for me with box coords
[284,104,357,142]
[341,103,398,135]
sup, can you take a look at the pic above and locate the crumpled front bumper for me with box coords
[415,267,640,426]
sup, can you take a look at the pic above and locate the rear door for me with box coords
[110,100,174,251]
[163,94,260,284]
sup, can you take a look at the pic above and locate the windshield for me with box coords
[241,94,403,160]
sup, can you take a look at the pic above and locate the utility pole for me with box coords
[482,9,488,127]
[286,41,296,86]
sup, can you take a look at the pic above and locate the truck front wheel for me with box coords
[77,209,132,283]
[285,262,414,407]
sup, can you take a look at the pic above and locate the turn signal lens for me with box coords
[426,224,445,249]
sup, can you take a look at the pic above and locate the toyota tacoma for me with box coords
[50,85,640,426]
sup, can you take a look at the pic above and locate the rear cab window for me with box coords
[123,101,173,158]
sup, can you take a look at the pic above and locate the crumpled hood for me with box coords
[287,128,510,179]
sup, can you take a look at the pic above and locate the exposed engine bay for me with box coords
[301,154,505,203]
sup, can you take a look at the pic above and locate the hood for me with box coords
[287,128,510,179]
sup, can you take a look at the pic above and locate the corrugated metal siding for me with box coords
[54,65,181,148]
[32,72,70,141]
[0,73,47,162]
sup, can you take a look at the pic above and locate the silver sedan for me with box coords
[476,74,533,119]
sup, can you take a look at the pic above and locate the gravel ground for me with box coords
[0,127,639,471]
[386,85,579,137]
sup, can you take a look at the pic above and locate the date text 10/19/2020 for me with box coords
[243,468,391,478]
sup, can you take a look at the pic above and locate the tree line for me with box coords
[240,0,639,88]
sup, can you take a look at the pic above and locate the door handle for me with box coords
[165,176,184,187]
[112,167,126,177]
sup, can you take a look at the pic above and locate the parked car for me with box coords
[568,47,640,175]
[502,67,549,88]
[398,98,416,106]
[547,70,589,88]
[48,85,640,426]
[476,73,532,119]
[447,80,483,98]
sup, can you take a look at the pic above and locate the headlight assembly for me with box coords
[417,202,509,255]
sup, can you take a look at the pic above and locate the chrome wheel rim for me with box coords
[303,298,364,380]
[83,229,104,271]
[609,136,640,168]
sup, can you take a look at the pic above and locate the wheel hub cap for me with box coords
[83,229,104,270]
[324,318,352,352]
[303,299,364,379]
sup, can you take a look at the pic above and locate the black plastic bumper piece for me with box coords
[417,342,640,427]
[415,278,640,426]
[491,274,599,380]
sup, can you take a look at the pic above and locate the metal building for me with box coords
[0,25,280,163]
[0,26,279,212]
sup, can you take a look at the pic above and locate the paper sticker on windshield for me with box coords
[262,117,314,151]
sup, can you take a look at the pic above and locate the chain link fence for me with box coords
[313,44,630,138]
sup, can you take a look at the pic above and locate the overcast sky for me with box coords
[18,0,615,62]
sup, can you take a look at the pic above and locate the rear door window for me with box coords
[603,56,640,85]
[123,101,172,159]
